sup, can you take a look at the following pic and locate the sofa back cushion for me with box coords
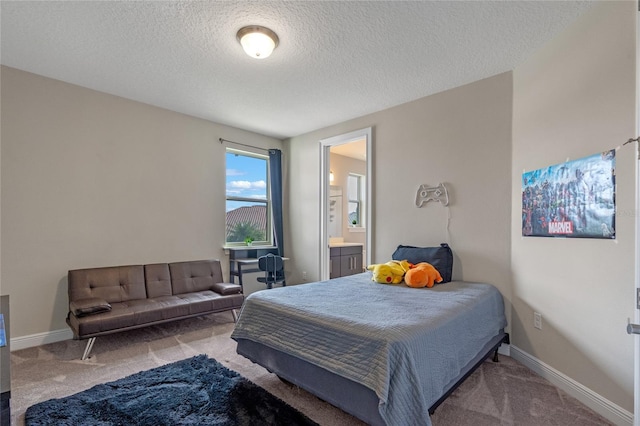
[144,263,172,298]
[169,260,223,295]
[68,265,146,303]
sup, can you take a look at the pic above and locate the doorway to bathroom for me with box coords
[319,127,372,280]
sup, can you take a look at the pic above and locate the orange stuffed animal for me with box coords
[404,262,443,288]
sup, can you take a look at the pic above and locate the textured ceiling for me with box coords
[1,1,594,139]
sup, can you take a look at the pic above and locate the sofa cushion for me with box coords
[68,265,147,303]
[146,296,192,319]
[70,297,188,337]
[177,291,245,315]
[169,260,224,295]
[69,303,136,337]
[144,263,172,298]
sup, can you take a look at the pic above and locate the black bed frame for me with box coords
[236,331,510,425]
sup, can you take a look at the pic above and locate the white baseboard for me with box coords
[498,343,510,357]
[10,328,73,351]
[510,345,633,426]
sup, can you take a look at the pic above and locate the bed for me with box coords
[231,268,508,426]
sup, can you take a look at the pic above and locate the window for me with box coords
[347,173,364,227]
[225,149,271,246]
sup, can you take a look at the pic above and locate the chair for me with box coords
[257,253,286,289]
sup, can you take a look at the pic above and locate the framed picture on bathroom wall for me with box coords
[521,150,615,239]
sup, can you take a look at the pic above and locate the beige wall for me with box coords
[512,1,635,412]
[286,71,513,324]
[0,66,282,338]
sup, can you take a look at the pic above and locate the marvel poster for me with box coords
[522,150,615,239]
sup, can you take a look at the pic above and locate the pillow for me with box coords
[392,243,453,283]
[211,282,243,295]
[70,298,112,317]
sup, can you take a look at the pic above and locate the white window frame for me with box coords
[225,148,272,247]
[347,173,366,230]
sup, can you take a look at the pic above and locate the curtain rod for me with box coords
[219,137,269,152]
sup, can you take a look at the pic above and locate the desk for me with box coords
[228,247,287,287]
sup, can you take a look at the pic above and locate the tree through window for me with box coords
[225,149,271,245]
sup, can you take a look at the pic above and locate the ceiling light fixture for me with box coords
[236,25,279,59]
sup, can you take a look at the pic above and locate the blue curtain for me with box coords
[269,149,284,257]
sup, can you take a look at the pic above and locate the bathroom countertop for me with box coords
[329,242,363,248]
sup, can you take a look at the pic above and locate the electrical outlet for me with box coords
[302,271,307,281]
[534,312,542,330]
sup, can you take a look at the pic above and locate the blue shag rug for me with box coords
[25,354,319,426]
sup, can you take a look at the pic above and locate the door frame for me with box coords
[634,3,640,425]
[319,127,372,280]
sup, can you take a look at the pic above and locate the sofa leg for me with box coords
[81,337,96,360]
[232,310,239,322]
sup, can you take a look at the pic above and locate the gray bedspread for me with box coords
[231,273,507,426]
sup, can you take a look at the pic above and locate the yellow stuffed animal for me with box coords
[404,262,443,288]
[367,260,411,284]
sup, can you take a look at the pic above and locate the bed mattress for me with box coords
[231,272,507,425]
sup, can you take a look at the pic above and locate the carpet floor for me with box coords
[11,312,612,425]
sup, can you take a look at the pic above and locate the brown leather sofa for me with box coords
[66,259,243,360]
